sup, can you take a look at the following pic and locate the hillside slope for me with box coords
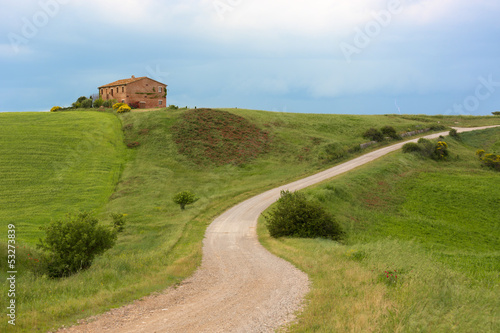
[0,112,126,243]
[1,109,499,332]
[259,127,500,332]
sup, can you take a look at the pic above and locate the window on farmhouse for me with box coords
[158,87,162,93]
[159,100,162,105]
[122,87,124,93]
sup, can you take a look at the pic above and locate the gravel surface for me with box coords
[57,126,498,333]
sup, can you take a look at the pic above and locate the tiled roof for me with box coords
[98,76,147,88]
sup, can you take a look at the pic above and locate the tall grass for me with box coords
[260,127,500,332]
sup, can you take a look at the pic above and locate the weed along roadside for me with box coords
[0,108,499,332]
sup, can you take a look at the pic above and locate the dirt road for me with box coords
[60,126,498,333]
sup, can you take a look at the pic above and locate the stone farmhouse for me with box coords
[98,76,167,109]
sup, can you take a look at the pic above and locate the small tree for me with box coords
[81,98,93,108]
[492,111,500,116]
[37,212,117,278]
[173,191,198,210]
[265,190,343,240]
[93,97,104,108]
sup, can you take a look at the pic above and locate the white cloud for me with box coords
[204,0,480,37]
[68,0,205,33]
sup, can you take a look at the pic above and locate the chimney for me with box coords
[131,75,135,79]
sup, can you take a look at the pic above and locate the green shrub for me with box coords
[433,141,449,160]
[93,97,104,108]
[168,105,179,110]
[81,98,93,108]
[449,128,460,139]
[117,105,131,113]
[362,128,384,142]
[381,126,400,139]
[103,99,116,108]
[173,191,198,210]
[72,102,81,108]
[37,212,117,278]
[110,213,126,232]
[477,151,500,171]
[492,111,500,116]
[402,142,420,153]
[430,124,446,131]
[403,140,449,160]
[265,190,343,240]
[50,106,62,112]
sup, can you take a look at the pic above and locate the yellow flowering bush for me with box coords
[50,106,62,112]
[433,141,449,160]
[117,105,131,113]
[112,102,126,110]
[403,140,449,161]
[477,151,500,171]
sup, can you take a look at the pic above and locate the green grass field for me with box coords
[0,112,126,243]
[1,109,499,332]
[259,127,500,332]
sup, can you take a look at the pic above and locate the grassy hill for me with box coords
[259,127,500,332]
[1,109,499,332]
[0,112,126,243]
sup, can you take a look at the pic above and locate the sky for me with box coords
[1,0,500,115]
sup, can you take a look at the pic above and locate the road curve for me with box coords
[61,126,499,333]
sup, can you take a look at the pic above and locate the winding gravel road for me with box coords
[60,126,498,333]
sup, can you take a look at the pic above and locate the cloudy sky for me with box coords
[1,0,500,115]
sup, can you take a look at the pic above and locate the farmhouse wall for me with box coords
[98,76,167,109]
